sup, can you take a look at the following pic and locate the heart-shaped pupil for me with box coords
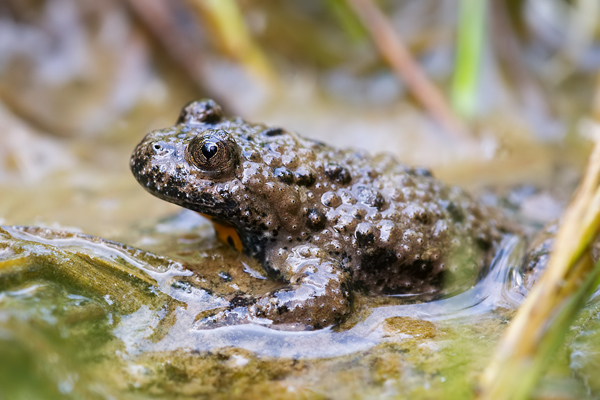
[202,142,218,160]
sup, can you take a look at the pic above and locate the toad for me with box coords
[130,100,505,329]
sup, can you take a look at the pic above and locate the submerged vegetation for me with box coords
[2,1,600,399]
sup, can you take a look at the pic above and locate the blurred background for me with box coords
[4,2,600,398]
[0,0,599,238]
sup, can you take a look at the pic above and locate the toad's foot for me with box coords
[196,245,353,330]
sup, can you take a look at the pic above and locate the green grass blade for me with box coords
[452,0,487,119]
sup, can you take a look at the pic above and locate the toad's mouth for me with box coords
[142,182,237,213]
[130,163,235,212]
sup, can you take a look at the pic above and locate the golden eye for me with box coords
[187,129,238,175]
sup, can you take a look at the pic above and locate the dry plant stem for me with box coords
[592,71,600,120]
[490,1,557,139]
[126,0,208,90]
[347,0,468,140]
[478,138,600,400]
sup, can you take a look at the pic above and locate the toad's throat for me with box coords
[199,213,243,252]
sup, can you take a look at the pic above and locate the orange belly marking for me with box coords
[199,213,243,252]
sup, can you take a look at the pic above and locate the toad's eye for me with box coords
[201,142,218,160]
[187,129,238,176]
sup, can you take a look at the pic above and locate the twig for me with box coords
[126,0,208,90]
[490,1,558,140]
[592,72,600,121]
[478,137,600,400]
[347,0,469,140]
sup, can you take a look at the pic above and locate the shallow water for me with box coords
[116,235,527,359]
[0,219,525,360]
[3,216,599,399]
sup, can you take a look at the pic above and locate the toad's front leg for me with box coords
[198,244,353,329]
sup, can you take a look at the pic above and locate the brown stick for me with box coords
[347,0,468,139]
[126,0,208,89]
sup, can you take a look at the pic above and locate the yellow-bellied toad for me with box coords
[130,100,504,329]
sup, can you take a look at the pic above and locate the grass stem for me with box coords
[478,138,600,400]
[187,0,276,85]
[452,0,486,119]
[347,0,469,140]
